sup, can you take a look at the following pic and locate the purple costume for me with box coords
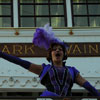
[40,63,79,96]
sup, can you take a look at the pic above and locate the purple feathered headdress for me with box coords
[32,24,68,50]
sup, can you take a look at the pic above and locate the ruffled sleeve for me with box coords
[72,67,80,78]
[39,63,46,76]
[68,66,80,83]
[39,63,51,81]
[42,63,46,69]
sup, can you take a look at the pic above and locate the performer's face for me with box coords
[51,45,64,63]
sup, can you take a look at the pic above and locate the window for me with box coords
[0,0,13,27]
[18,0,67,27]
[0,0,100,28]
[71,0,100,27]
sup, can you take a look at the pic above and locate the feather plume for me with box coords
[32,24,68,50]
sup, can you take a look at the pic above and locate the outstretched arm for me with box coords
[76,74,100,96]
[0,51,42,75]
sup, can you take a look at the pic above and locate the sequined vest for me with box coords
[40,64,75,96]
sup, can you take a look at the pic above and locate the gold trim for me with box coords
[0,26,100,29]
[0,35,100,37]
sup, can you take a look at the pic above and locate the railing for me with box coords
[0,96,99,100]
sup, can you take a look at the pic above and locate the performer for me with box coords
[0,24,100,97]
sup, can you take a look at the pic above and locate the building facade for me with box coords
[0,0,100,99]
